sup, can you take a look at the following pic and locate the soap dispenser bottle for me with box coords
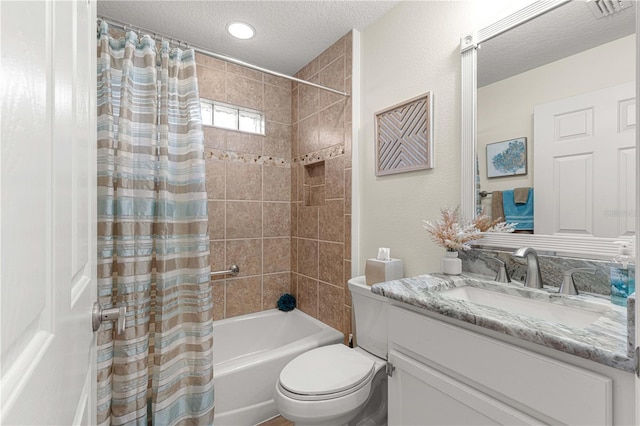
[610,239,635,306]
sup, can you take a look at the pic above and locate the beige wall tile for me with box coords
[207,201,225,240]
[263,273,291,310]
[263,166,291,202]
[318,282,344,332]
[318,35,345,70]
[344,266,352,307]
[226,131,263,155]
[265,74,290,90]
[227,63,263,82]
[297,275,318,318]
[205,159,225,200]
[290,272,298,300]
[226,74,263,111]
[297,59,318,81]
[290,237,298,273]
[226,162,262,200]
[264,202,291,237]
[344,171,352,214]
[196,53,226,70]
[265,84,291,124]
[318,58,345,110]
[226,239,262,277]
[318,101,345,150]
[226,276,262,317]
[325,156,344,199]
[264,122,291,160]
[298,115,318,155]
[309,185,325,207]
[298,205,318,239]
[344,33,353,78]
[345,214,351,261]
[319,241,344,286]
[291,87,299,125]
[291,123,299,161]
[198,66,226,101]
[263,237,291,274]
[209,241,225,281]
[299,83,318,121]
[345,76,352,122]
[226,201,262,239]
[290,203,298,237]
[298,238,318,279]
[203,126,226,150]
[212,281,225,320]
[319,199,344,242]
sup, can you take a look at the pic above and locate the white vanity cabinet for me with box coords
[387,305,635,426]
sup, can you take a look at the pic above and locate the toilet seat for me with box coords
[278,344,375,401]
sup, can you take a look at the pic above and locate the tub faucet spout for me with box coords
[512,247,544,289]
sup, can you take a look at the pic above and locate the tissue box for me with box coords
[365,258,404,286]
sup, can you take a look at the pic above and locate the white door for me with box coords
[1,1,97,424]
[534,82,636,238]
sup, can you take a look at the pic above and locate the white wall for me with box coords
[477,35,636,215]
[358,1,516,277]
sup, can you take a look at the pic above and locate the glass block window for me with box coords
[200,99,265,135]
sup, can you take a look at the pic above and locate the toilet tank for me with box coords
[348,276,389,359]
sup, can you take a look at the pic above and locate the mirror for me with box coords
[461,0,638,259]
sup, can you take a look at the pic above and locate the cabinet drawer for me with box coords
[390,306,612,426]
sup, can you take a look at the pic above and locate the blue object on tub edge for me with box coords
[277,294,296,312]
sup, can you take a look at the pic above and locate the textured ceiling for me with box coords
[478,0,635,87]
[97,0,400,76]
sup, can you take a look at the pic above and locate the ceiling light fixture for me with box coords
[227,22,255,40]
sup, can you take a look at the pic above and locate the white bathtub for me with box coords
[213,308,344,426]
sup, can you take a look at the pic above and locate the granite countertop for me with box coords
[371,273,635,373]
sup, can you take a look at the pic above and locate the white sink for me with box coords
[439,286,605,329]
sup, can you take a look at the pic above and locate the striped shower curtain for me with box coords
[96,22,213,426]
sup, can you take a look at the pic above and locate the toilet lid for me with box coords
[279,344,375,396]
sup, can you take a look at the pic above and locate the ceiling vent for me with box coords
[586,0,632,19]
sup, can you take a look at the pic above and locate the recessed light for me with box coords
[227,22,255,40]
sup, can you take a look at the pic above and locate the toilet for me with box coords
[274,276,389,426]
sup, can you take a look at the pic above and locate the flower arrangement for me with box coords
[423,207,515,251]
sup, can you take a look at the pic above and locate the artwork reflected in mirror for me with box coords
[476,0,636,239]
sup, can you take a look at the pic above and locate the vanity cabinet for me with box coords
[387,305,634,426]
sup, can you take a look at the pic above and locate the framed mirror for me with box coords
[460,0,637,259]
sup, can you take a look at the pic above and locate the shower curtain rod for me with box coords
[98,16,350,97]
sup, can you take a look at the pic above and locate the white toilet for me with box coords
[274,276,389,426]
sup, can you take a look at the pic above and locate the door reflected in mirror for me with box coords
[476,0,636,238]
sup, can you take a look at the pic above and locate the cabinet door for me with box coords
[388,350,541,426]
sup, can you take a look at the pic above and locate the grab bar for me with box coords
[211,264,240,278]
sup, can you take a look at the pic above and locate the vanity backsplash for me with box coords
[459,248,615,295]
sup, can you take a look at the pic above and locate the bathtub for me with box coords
[213,308,344,426]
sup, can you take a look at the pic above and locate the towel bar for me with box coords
[211,264,240,278]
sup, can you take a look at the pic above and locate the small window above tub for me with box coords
[200,99,265,135]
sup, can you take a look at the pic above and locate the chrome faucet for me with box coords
[559,268,597,295]
[486,257,510,283]
[512,247,544,289]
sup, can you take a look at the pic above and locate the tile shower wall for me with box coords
[290,32,353,343]
[199,31,353,340]
[196,53,293,320]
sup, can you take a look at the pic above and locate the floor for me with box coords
[258,415,293,426]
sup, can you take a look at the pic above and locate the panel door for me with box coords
[534,82,636,238]
[388,350,541,426]
[1,0,97,424]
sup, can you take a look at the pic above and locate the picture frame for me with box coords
[486,137,527,178]
[374,92,433,176]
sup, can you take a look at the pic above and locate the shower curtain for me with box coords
[96,22,213,426]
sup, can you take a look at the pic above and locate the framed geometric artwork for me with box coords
[486,137,527,178]
[374,92,433,176]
